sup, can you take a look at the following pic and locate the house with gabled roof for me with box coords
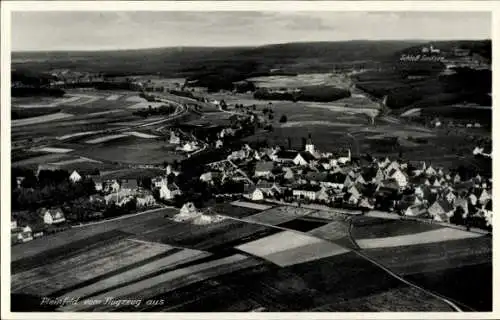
[444,190,457,204]
[346,184,363,204]
[343,175,355,189]
[387,168,408,189]
[317,187,332,203]
[428,176,441,189]
[384,161,400,175]
[428,199,454,222]
[293,152,316,166]
[378,157,391,169]
[69,170,82,183]
[40,208,66,225]
[160,181,182,200]
[11,225,33,244]
[425,165,437,176]
[453,173,462,184]
[471,188,491,205]
[414,185,431,203]
[250,188,265,201]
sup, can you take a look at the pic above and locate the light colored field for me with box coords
[236,231,349,267]
[13,240,173,297]
[49,157,101,166]
[244,210,297,226]
[57,130,104,141]
[62,248,211,299]
[60,254,251,311]
[280,120,364,128]
[12,112,74,127]
[126,96,146,102]
[306,210,346,220]
[126,131,158,139]
[31,147,74,153]
[106,94,122,101]
[86,110,125,117]
[248,73,350,89]
[230,201,273,211]
[127,102,165,110]
[303,102,380,117]
[65,94,100,106]
[356,228,483,249]
[85,134,129,144]
[14,96,81,108]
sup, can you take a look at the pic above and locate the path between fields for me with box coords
[346,219,466,312]
[72,206,175,228]
[223,214,464,312]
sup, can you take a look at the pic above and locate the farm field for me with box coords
[229,201,273,211]
[12,112,74,127]
[11,202,491,312]
[12,239,175,296]
[243,206,315,225]
[60,254,260,312]
[11,208,174,262]
[355,228,484,249]
[351,217,445,240]
[236,231,349,267]
[248,73,352,89]
[60,247,212,299]
[359,235,492,311]
[310,286,452,311]
[75,136,184,164]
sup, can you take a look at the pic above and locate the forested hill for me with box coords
[12,40,424,76]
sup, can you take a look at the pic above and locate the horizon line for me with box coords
[11,38,491,54]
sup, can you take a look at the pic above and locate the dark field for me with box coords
[361,236,492,311]
[212,202,262,218]
[11,229,131,274]
[277,218,329,232]
[351,218,445,239]
[406,263,492,311]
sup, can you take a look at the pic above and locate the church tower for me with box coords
[305,134,315,155]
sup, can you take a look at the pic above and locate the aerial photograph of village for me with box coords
[9,10,492,313]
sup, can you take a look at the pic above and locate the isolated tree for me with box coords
[279,115,288,123]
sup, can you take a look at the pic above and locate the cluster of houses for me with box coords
[200,136,492,228]
[169,130,202,153]
[11,208,67,244]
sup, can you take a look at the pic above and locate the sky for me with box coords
[12,11,491,51]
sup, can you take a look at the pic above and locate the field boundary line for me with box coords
[346,220,468,312]
[72,206,175,229]
[224,213,466,312]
